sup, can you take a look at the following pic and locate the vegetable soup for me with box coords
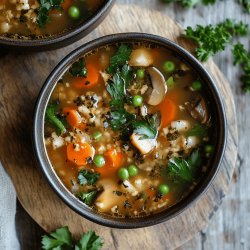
[44,43,215,218]
[0,0,104,37]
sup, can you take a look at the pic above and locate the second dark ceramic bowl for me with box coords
[33,33,227,228]
[0,0,114,51]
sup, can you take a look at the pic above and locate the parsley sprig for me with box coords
[239,0,250,13]
[184,19,248,62]
[69,58,88,78]
[41,226,104,250]
[232,43,250,92]
[168,149,201,182]
[132,113,161,140]
[77,170,100,186]
[37,0,64,28]
[162,0,215,7]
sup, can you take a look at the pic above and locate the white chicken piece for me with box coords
[121,180,139,196]
[51,132,65,150]
[129,48,153,67]
[95,179,121,213]
[130,133,156,155]
[171,120,191,132]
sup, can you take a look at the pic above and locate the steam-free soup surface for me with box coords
[0,0,104,37]
[44,43,215,218]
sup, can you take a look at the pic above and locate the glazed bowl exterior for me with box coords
[33,33,227,228]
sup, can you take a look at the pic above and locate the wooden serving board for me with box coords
[0,4,238,250]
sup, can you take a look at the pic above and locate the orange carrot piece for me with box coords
[105,148,124,168]
[95,148,124,177]
[153,97,177,128]
[67,142,94,166]
[63,108,82,127]
[145,188,156,199]
[61,0,72,10]
[72,64,100,89]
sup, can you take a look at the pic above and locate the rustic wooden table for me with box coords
[14,0,249,249]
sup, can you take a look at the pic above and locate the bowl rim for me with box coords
[33,32,227,229]
[0,0,114,49]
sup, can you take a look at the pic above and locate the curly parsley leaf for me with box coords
[187,124,208,137]
[107,44,132,73]
[78,170,100,186]
[162,0,215,7]
[45,102,66,135]
[168,149,201,182]
[75,231,104,250]
[37,0,64,28]
[107,64,134,101]
[42,227,104,250]
[184,19,248,61]
[41,226,73,250]
[132,113,161,140]
[69,58,88,77]
[239,0,250,13]
[232,43,250,92]
[77,190,98,206]
[109,109,135,131]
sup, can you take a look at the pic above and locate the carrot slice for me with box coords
[95,148,124,177]
[105,148,124,168]
[61,0,72,10]
[153,97,177,128]
[67,142,94,166]
[63,108,81,127]
[72,64,100,89]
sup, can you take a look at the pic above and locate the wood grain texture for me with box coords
[0,3,239,250]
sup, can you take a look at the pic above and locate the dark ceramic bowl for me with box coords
[0,0,114,51]
[33,33,227,228]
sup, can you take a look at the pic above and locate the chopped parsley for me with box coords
[69,58,88,77]
[168,149,201,182]
[41,226,104,250]
[77,190,98,206]
[107,64,134,101]
[187,124,208,138]
[107,44,132,73]
[37,0,64,28]
[77,170,100,186]
[239,0,250,13]
[132,113,161,140]
[232,43,250,92]
[184,19,248,61]
[45,102,66,135]
[41,226,73,250]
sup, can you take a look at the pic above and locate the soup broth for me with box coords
[0,0,104,37]
[44,43,215,218]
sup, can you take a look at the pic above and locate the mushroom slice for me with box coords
[145,67,167,106]
[185,95,209,123]
[129,48,153,67]
[130,133,156,155]
[95,179,121,213]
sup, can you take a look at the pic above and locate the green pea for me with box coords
[166,76,174,88]
[128,164,139,177]
[93,155,105,167]
[163,61,175,73]
[132,95,143,107]
[137,69,145,79]
[92,131,102,141]
[68,6,80,20]
[118,168,129,181]
[191,80,202,91]
[205,144,214,154]
[158,184,170,195]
